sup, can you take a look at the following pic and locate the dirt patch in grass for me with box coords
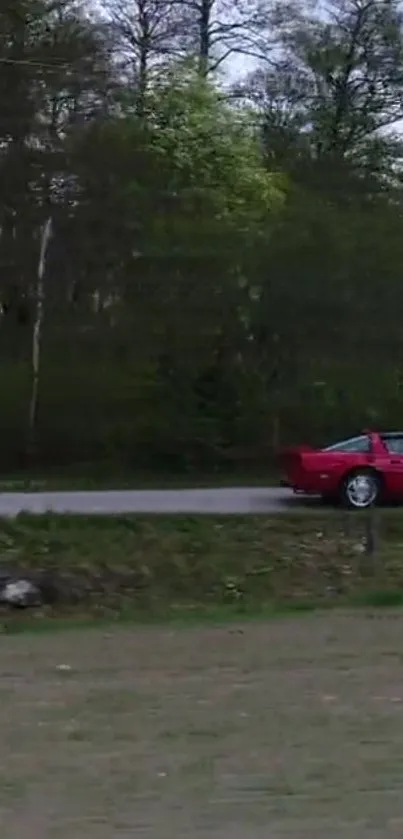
[0,512,403,624]
[2,611,403,838]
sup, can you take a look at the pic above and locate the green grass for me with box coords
[5,593,403,636]
[0,510,402,630]
[0,467,278,492]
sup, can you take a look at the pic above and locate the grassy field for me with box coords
[2,611,403,838]
[0,511,402,629]
[2,513,403,836]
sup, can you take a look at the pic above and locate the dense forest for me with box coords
[1,0,403,474]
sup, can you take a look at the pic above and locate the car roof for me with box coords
[378,431,403,437]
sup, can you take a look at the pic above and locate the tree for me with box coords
[0,0,116,322]
[4,0,403,471]
[0,0,118,461]
[232,0,403,444]
[247,0,403,181]
[102,0,185,113]
[184,0,269,76]
[64,69,282,464]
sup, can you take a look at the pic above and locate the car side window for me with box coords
[382,436,403,455]
[323,435,371,453]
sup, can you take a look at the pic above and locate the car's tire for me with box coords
[340,469,381,510]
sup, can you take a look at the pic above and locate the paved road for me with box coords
[0,487,319,516]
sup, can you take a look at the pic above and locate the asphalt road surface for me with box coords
[0,487,319,516]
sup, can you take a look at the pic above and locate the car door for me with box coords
[378,435,403,494]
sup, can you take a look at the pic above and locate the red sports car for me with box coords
[280,430,403,509]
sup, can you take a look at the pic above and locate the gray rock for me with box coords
[0,577,42,608]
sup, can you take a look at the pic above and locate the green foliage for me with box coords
[56,70,283,464]
[147,69,281,228]
[2,0,403,469]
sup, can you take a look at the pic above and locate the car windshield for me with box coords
[322,435,370,453]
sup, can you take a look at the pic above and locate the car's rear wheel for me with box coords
[340,469,380,509]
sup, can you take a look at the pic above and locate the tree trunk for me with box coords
[27,216,52,458]
[198,0,211,76]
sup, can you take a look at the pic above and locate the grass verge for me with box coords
[0,469,278,492]
[0,510,402,630]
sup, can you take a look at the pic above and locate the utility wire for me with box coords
[0,56,81,68]
[0,55,111,69]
